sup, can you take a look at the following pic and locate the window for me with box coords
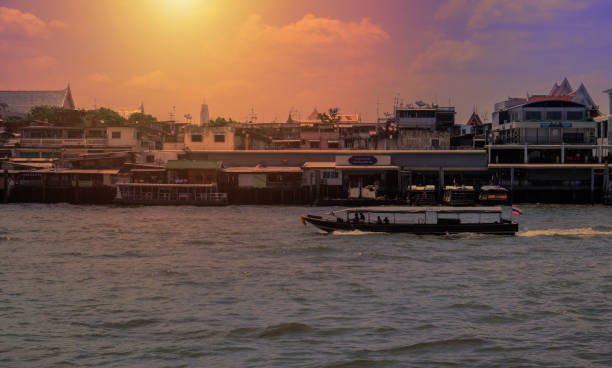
[309,141,320,149]
[146,155,154,163]
[214,134,225,142]
[191,134,203,142]
[328,141,339,149]
[566,111,583,120]
[525,111,541,120]
[322,171,338,179]
[431,138,439,148]
[547,111,562,120]
[111,131,121,139]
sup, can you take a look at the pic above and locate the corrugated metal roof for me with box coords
[224,166,302,173]
[166,160,223,170]
[303,162,336,168]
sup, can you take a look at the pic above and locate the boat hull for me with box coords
[301,215,518,235]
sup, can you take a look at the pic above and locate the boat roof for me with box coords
[480,185,508,191]
[332,206,502,214]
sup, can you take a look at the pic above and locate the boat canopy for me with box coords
[480,185,509,192]
[331,206,502,214]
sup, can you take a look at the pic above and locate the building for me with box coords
[184,125,235,150]
[489,79,609,165]
[0,85,75,118]
[394,102,455,131]
[200,101,209,126]
[492,78,601,145]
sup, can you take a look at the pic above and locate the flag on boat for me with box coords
[512,206,522,216]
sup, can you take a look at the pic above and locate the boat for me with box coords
[478,185,509,204]
[407,185,437,205]
[301,206,518,235]
[115,183,228,205]
[442,185,475,206]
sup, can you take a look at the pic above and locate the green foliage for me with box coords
[206,117,236,127]
[128,112,158,124]
[318,107,340,124]
[85,107,126,125]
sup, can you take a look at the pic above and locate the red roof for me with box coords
[528,96,573,102]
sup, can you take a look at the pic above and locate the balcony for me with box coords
[20,138,108,148]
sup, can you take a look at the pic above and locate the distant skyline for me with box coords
[1,0,611,122]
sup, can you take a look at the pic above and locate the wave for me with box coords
[332,230,388,236]
[228,322,313,339]
[519,227,612,237]
[381,338,488,353]
[100,318,159,329]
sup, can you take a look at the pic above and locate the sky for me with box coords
[1,0,611,123]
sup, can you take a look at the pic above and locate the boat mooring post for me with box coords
[591,167,595,204]
[510,167,514,202]
[3,170,8,203]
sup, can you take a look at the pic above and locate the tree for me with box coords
[85,107,126,125]
[318,107,340,125]
[206,116,236,127]
[128,112,158,124]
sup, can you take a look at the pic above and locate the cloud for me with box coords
[434,0,588,30]
[27,55,57,69]
[124,70,163,89]
[0,6,68,38]
[410,39,482,72]
[87,73,112,83]
[238,13,389,47]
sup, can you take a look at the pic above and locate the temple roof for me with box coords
[0,85,74,117]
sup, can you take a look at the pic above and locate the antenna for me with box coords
[376,97,382,121]
[168,106,176,121]
[248,107,257,123]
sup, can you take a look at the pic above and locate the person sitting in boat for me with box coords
[377,216,382,224]
[353,213,359,223]
[383,217,390,224]
[337,217,344,223]
[360,213,365,221]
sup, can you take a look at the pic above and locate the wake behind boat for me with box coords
[301,206,518,235]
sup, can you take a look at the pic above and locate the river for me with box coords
[0,204,610,367]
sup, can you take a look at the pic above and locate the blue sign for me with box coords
[540,122,572,128]
[348,156,378,166]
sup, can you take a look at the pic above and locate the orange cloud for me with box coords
[87,73,112,83]
[124,70,164,90]
[27,55,57,69]
[0,6,67,38]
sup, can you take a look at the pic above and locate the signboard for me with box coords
[348,156,378,165]
[540,122,572,128]
[336,155,391,166]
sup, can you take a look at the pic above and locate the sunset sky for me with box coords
[1,0,611,123]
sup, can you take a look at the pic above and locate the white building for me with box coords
[200,102,209,126]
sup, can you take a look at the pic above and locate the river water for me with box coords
[0,204,610,367]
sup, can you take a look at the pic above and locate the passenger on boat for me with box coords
[354,213,359,223]
[360,213,365,221]
[383,217,390,224]
[377,216,382,224]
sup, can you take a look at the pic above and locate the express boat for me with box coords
[301,206,518,235]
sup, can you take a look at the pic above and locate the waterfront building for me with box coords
[492,78,600,145]
[0,85,75,118]
[394,102,455,131]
